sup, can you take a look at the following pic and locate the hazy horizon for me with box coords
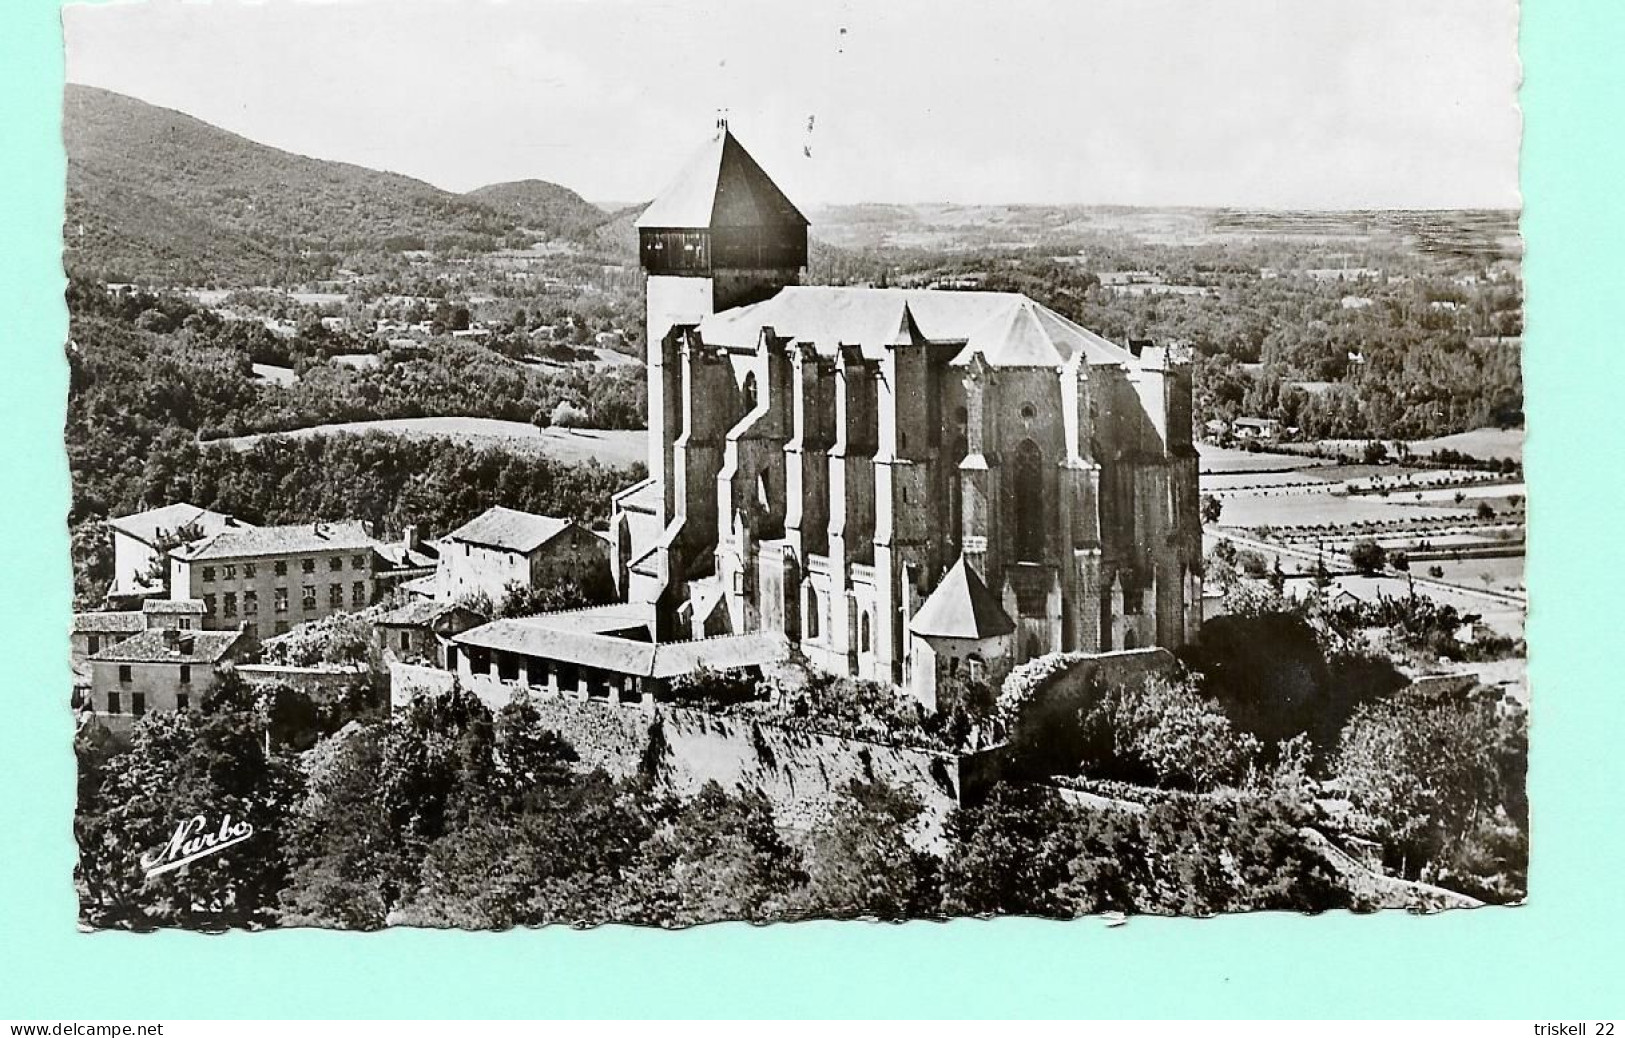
[64,0,1521,211]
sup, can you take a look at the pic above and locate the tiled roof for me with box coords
[908,557,1016,640]
[143,598,205,614]
[105,503,250,547]
[173,520,379,562]
[373,599,484,627]
[697,286,1138,367]
[89,628,242,665]
[398,574,438,599]
[636,128,808,230]
[444,507,570,554]
[454,614,783,679]
[72,611,144,634]
[374,543,439,570]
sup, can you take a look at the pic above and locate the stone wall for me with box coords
[389,662,963,847]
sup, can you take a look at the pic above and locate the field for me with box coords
[215,417,646,468]
[1406,427,1524,463]
[1311,426,1524,463]
[1196,444,1333,474]
[250,362,296,386]
[1212,491,1471,529]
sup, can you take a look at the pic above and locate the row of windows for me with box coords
[116,664,190,684]
[801,588,876,653]
[199,555,370,583]
[202,583,367,616]
[104,691,190,715]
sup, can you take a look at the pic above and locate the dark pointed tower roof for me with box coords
[908,557,1016,641]
[637,128,809,230]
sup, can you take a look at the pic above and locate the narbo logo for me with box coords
[141,812,255,878]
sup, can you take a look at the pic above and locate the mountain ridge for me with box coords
[63,84,610,282]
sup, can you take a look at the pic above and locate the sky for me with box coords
[63,0,1522,209]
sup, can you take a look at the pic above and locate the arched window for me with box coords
[742,371,758,411]
[806,587,821,641]
[1123,629,1138,650]
[859,612,872,653]
[1012,438,1045,561]
[1025,635,1041,660]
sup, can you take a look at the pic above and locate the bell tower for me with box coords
[636,121,809,481]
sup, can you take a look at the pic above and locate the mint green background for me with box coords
[2,0,1620,1019]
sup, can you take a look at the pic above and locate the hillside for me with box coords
[63,85,526,283]
[462,179,608,243]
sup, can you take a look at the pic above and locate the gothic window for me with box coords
[1012,438,1045,562]
[806,587,821,641]
[859,612,871,653]
[1123,629,1139,650]
[742,371,758,411]
[1020,402,1037,419]
[1025,635,1041,660]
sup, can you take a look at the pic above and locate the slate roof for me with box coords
[636,128,808,230]
[612,477,661,516]
[697,286,1138,367]
[172,521,379,562]
[908,557,1016,640]
[72,611,145,635]
[444,507,571,554]
[89,628,242,665]
[105,503,249,547]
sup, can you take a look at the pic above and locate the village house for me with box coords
[71,598,207,666]
[168,520,388,641]
[86,627,244,732]
[426,125,1202,715]
[105,502,249,600]
[435,506,611,606]
[1232,416,1283,441]
[373,598,486,668]
[372,525,439,596]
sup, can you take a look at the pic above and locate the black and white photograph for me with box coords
[62,0,1527,931]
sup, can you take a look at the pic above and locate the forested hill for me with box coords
[461,180,609,243]
[62,85,600,283]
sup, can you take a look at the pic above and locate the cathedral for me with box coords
[605,124,1204,711]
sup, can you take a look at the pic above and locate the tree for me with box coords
[1077,675,1261,792]
[939,783,1084,918]
[550,400,589,428]
[615,783,806,926]
[1332,685,1526,898]
[281,684,582,928]
[1200,493,1223,525]
[1348,537,1386,575]
[77,677,305,930]
[796,779,938,920]
[398,772,656,929]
